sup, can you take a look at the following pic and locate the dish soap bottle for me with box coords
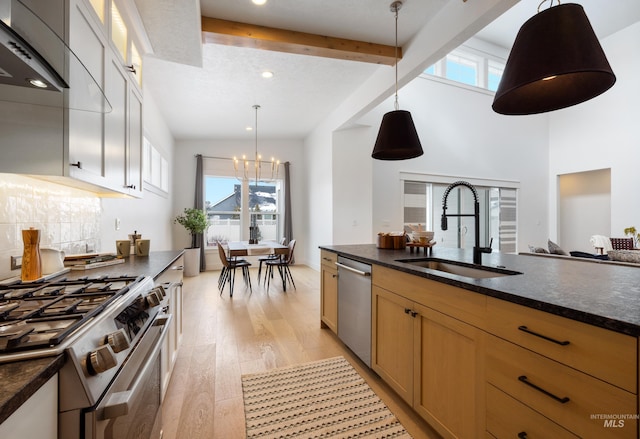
[22,228,42,281]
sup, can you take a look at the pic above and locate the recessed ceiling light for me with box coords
[261,71,274,79]
[252,0,267,5]
[246,126,253,131]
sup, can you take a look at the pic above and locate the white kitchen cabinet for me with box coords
[0,374,57,439]
[67,0,145,197]
[68,0,106,185]
[157,255,184,400]
[127,86,143,196]
[0,0,147,197]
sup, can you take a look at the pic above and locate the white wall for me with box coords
[332,127,374,244]
[303,126,333,270]
[101,90,175,253]
[305,76,549,269]
[548,22,640,243]
[357,76,550,253]
[172,138,307,265]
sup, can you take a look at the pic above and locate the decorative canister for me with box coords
[22,228,42,281]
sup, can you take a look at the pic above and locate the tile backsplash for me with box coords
[0,174,101,280]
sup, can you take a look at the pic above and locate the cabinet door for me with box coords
[413,303,485,439]
[126,87,143,196]
[0,374,57,439]
[320,266,338,333]
[372,286,415,404]
[68,0,105,180]
[104,55,127,189]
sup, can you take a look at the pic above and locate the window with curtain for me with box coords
[403,180,517,253]
[204,175,282,247]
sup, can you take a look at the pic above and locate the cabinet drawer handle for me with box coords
[404,308,411,314]
[517,432,527,439]
[518,325,570,346]
[518,375,570,404]
[70,161,82,169]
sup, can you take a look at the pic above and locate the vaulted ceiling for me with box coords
[135,0,640,141]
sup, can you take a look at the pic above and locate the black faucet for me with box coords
[441,181,493,265]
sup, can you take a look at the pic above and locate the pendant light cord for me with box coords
[394,3,399,111]
[253,104,260,185]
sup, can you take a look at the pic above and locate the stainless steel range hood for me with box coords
[0,19,67,90]
[0,0,111,112]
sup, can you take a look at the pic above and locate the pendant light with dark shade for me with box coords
[372,1,423,160]
[492,1,616,115]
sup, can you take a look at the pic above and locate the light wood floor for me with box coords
[161,265,440,439]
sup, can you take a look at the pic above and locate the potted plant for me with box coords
[624,226,639,249]
[174,208,209,276]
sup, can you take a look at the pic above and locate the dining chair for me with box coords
[257,237,286,284]
[217,241,252,297]
[265,239,296,292]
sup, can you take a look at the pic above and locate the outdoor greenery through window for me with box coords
[205,176,282,247]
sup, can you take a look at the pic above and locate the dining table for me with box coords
[226,241,289,257]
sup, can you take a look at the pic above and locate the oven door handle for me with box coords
[103,313,172,420]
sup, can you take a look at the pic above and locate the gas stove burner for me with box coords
[0,275,146,355]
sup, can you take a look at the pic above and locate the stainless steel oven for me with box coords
[0,273,170,439]
[83,312,170,439]
[49,277,171,439]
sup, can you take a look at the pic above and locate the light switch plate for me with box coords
[11,255,22,270]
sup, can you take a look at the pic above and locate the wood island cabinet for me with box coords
[485,297,638,439]
[372,265,486,439]
[369,262,638,439]
[320,250,338,333]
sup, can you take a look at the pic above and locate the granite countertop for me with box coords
[0,355,64,424]
[0,250,184,425]
[62,250,184,281]
[321,244,640,337]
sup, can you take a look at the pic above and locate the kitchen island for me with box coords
[321,244,640,335]
[0,250,184,428]
[320,244,639,439]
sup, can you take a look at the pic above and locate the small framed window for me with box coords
[445,52,479,87]
[487,60,505,92]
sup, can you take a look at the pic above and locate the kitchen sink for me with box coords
[395,258,522,279]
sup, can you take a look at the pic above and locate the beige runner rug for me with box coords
[241,356,412,438]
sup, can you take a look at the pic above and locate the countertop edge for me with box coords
[0,354,64,425]
[321,245,640,337]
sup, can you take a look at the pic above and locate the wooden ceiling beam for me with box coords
[201,16,401,66]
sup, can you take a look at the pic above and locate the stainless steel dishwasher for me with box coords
[336,256,372,367]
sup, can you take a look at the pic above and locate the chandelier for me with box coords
[233,104,280,182]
